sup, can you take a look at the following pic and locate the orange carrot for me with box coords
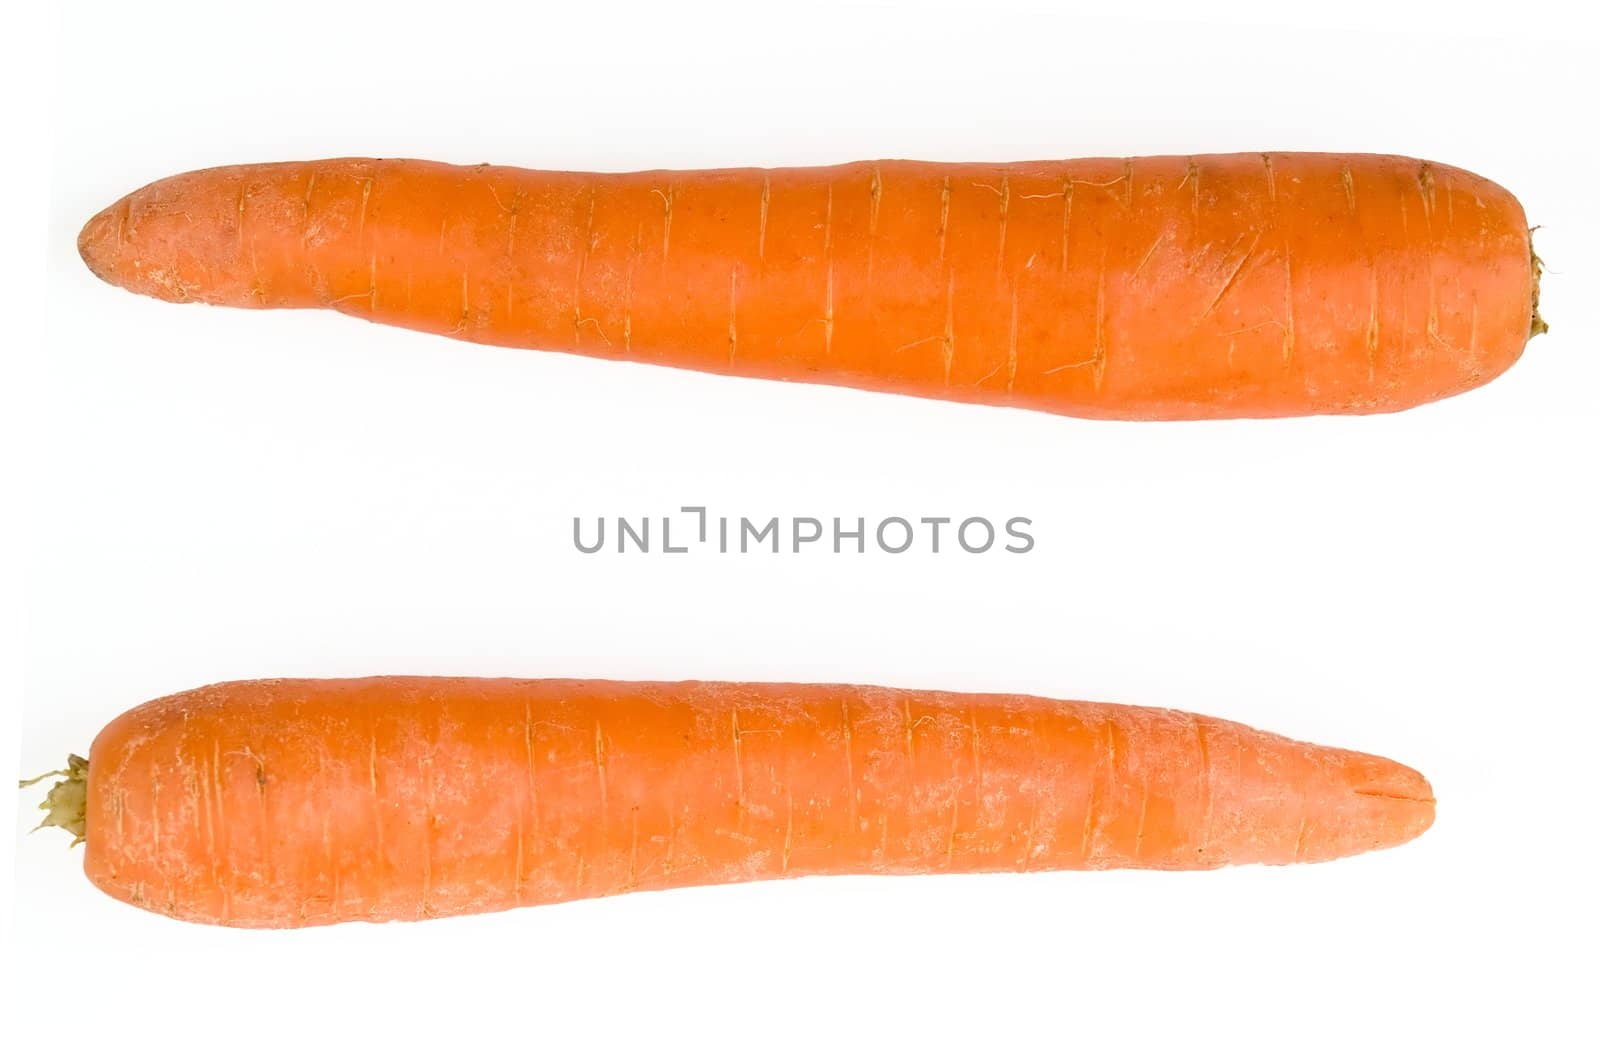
[76,153,1541,420]
[25,677,1434,928]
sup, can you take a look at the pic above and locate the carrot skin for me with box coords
[77,153,1537,420]
[78,678,1433,928]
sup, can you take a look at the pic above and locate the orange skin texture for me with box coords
[82,678,1434,929]
[77,153,1534,419]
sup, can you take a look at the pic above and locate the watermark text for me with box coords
[573,508,1035,555]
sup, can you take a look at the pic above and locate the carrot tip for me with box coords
[20,754,89,842]
[77,207,119,285]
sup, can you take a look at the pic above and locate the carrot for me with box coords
[76,153,1541,420]
[25,677,1434,928]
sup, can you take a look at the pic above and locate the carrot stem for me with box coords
[20,754,89,844]
[1529,232,1549,336]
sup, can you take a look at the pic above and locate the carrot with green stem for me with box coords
[77,152,1541,420]
[25,677,1434,929]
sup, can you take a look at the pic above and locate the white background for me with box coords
[9,0,1598,1054]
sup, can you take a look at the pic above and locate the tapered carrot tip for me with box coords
[77,193,206,303]
[76,206,119,285]
[75,168,280,307]
[1319,750,1435,860]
